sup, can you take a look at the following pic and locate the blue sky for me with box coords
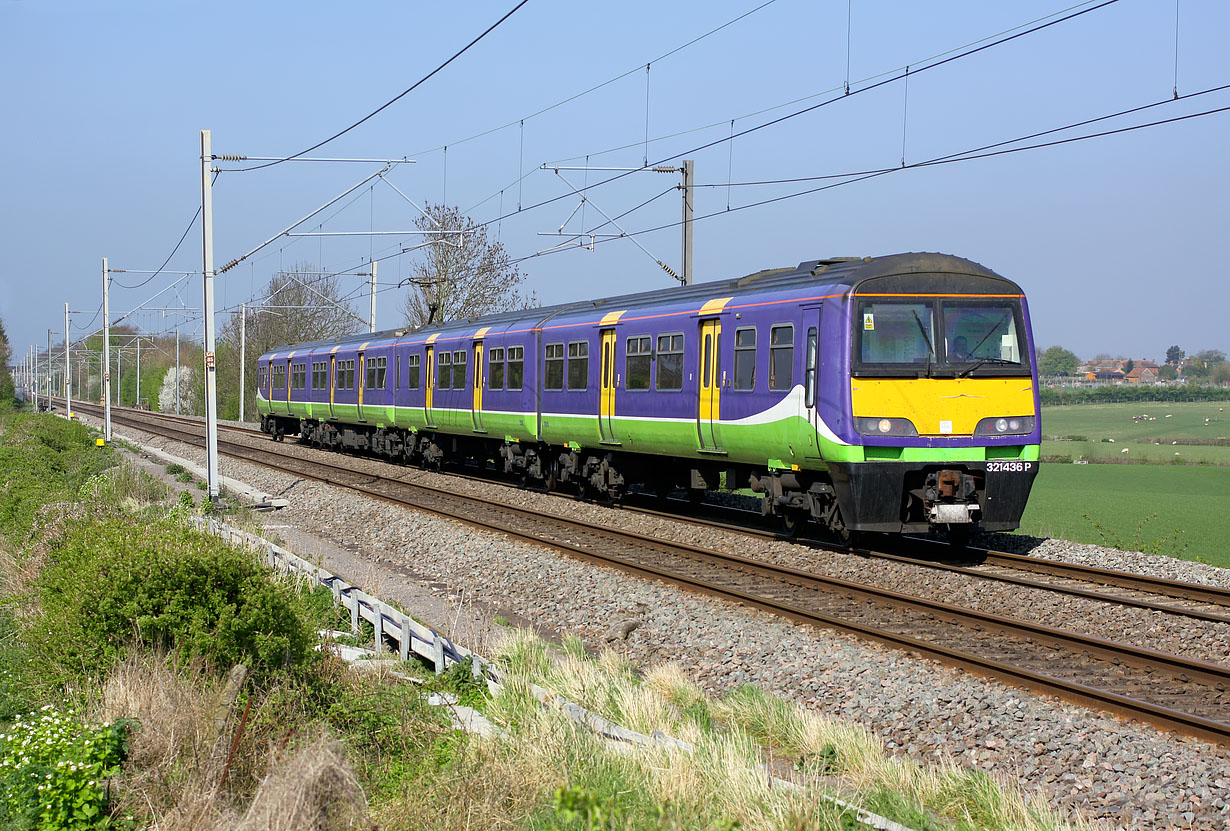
[2,0,1227,364]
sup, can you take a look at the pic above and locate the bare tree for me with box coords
[209,265,365,419]
[401,204,534,329]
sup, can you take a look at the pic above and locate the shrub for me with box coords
[26,515,319,687]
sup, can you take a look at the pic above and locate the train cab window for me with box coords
[858,302,934,365]
[366,356,387,390]
[734,327,756,391]
[769,325,794,391]
[656,333,684,391]
[507,346,524,390]
[625,336,651,390]
[544,343,564,390]
[942,302,1024,366]
[489,347,505,390]
[407,354,421,390]
[452,350,466,390]
[438,352,452,390]
[567,341,589,390]
[805,327,818,408]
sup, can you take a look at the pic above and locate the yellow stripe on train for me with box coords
[850,378,1035,436]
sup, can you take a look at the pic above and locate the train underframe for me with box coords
[261,414,1035,543]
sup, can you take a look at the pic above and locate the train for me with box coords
[256,252,1041,543]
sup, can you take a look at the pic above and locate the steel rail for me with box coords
[73,402,1230,746]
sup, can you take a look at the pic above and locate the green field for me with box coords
[1016,462,1230,567]
[1041,401,1230,464]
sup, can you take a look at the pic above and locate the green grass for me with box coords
[1017,463,1230,567]
[1041,401,1230,464]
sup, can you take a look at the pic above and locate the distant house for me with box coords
[1084,370,1126,382]
[1125,367,1157,384]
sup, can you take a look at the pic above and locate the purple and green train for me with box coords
[257,252,1041,541]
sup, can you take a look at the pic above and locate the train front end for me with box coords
[825,259,1041,539]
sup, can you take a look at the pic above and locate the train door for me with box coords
[697,319,722,451]
[329,355,336,419]
[802,306,823,454]
[424,345,437,427]
[284,358,292,415]
[357,351,366,422]
[472,341,485,432]
[599,329,618,443]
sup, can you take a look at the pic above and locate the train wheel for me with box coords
[781,509,807,538]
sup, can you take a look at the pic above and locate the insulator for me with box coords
[216,154,247,161]
[652,166,677,174]
[659,262,679,278]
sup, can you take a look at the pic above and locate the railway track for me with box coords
[68,401,1230,744]
[81,402,1230,623]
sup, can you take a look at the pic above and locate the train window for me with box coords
[292,364,306,390]
[452,350,466,389]
[272,364,286,394]
[311,362,325,390]
[805,327,817,408]
[395,356,400,390]
[941,302,1023,365]
[858,302,934,365]
[625,336,651,390]
[769,325,794,391]
[337,359,354,390]
[507,345,524,390]
[734,327,756,391]
[544,343,564,390]
[567,342,589,390]
[366,356,387,390]
[656,333,684,391]
[489,347,505,390]
[407,353,420,389]
[438,352,452,390]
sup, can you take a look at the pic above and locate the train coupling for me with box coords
[924,469,980,525]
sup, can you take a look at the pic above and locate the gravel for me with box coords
[88,412,1230,830]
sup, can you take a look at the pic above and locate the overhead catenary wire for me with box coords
[472,0,1123,237]
[227,0,530,173]
[523,94,1230,263]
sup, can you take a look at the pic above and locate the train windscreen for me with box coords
[856,298,1027,376]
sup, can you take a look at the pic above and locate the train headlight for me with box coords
[855,417,919,437]
[974,416,1035,436]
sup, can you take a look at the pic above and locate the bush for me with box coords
[25,515,319,688]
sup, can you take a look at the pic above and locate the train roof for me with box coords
[260,252,1018,358]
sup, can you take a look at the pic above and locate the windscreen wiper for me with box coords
[911,310,935,378]
[958,355,1018,378]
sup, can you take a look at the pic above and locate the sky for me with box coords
[2,0,1228,366]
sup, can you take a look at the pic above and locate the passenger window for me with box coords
[489,347,505,390]
[438,352,452,390]
[626,336,651,390]
[365,357,387,390]
[408,354,420,390]
[734,327,756,391]
[567,341,589,390]
[453,350,466,390]
[769,325,794,391]
[656,333,683,391]
[544,343,564,391]
[507,346,524,390]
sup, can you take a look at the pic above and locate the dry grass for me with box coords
[89,652,373,831]
[487,629,1091,831]
[237,734,368,831]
